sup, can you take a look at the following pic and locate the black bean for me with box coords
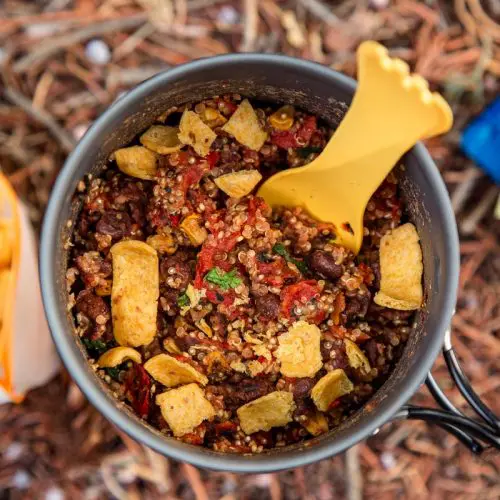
[292,378,315,399]
[365,339,379,367]
[309,250,342,280]
[175,335,200,352]
[75,290,110,322]
[345,292,371,319]
[96,210,132,239]
[254,294,280,320]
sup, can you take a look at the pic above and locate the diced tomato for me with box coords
[310,309,327,325]
[182,423,206,445]
[329,325,347,338]
[328,399,341,411]
[214,421,238,435]
[331,293,346,325]
[181,163,207,194]
[216,97,238,115]
[199,337,232,351]
[280,280,321,318]
[168,214,181,227]
[206,151,220,169]
[358,263,374,286]
[125,363,151,419]
[247,196,268,226]
[296,116,317,144]
[85,192,111,213]
[270,130,297,149]
[271,115,317,149]
[257,257,298,287]
[206,289,236,307]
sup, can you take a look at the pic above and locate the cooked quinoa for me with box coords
[67,94,418,453]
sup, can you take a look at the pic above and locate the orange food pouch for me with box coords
[0,174,59,403]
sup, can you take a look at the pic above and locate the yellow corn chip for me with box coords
[222,99,268,151]
[276,321,322,377]
[140,125,183,154]
[198,107,227,128]
[344,339,371,374]
[302,411,329,436]
[146,234,178,255]
[110,240,159,347]
[97,346,142,367]
[178,110,216,157]
[374,223,423,310]
[311,369,354,412]
[144,353,208,387]
[114,146,158,180]
[237,391,295,435]
[156,383,215,437]
[180,214,208,246]
[214,169,262,198]
[163,337,182,354]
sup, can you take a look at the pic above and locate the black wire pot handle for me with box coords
[391,330,500,455]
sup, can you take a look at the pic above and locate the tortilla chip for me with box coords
[311,369,354,411]
[110,240,159,347]
[156,383,215,437]
[214,169,262,198]
[344,339,371,374]
[374,223,423,310]
[276,321,322,377]
[237,391,295,435]
[97,346,142,367]
[114,146,157,180]
[140,125,183,154]
[178,110,216,157]
[222,99,268,151]
[144,353,208,387]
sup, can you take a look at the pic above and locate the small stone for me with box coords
[4,442,23,461]
[370,0,390,8]
[45,487,65,500]
[73,124,89,141]
[380,451,396,470]
[11,470,31,489]
[85,39,111,65]
[217,5,240,25]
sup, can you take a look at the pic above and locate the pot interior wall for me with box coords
[52,58,453,467]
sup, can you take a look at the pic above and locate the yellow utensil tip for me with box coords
[258,41,453,253]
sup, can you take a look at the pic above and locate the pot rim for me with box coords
[40,53,459,472]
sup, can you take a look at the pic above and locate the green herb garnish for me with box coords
[82,338,108,354]
[177,293,190,308]
[273,243,308,274]
[105,366,122,381]
[297,146,322,158]
[205,267,242,290]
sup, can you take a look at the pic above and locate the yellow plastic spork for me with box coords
[258,41,453,253]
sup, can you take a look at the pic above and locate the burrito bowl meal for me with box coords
[66,94,423,453]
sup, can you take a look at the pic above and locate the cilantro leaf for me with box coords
[82,338,108,354]
[273,243,308,274]
[205,267,242,290]
[177,293,190,308]
[105,366,122,381]
[297,146,322,158]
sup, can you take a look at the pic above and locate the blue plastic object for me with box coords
[461,97,500,184]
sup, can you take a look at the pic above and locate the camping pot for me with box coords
[40,54,500,472]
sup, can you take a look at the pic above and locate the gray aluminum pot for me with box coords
[40,54,459,472]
